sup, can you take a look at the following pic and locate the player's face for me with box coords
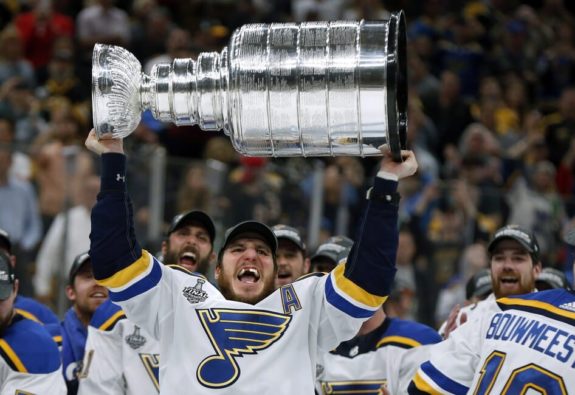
[275,239,309,288]
[67,263,108,318]
[490,240,541,298]
[310,257,336,273]
[0,281,16,331]
[216,237,276,304]
[162,223,214,274]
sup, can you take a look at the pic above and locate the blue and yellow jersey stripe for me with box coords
[377,335,421,349]
[409,362,469,395]
[0,339,27,372]
[97,250,162,302]
[325,263,387,318]
[497,293,575,327]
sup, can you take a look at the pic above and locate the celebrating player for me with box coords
[438,225,542,338]
[408,250,575,393]
[271,224,309,288]
[315,246,442,395]
[85,129,417,393]
[0,250,66,394]
[78,210,217,394]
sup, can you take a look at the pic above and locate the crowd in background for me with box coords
[0,0,574,329]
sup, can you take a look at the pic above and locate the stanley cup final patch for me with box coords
[183,278,208,304]
[125,326,147,349]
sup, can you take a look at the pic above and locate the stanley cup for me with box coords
[92,11,407,159]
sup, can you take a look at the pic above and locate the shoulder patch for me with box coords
[14,295,59,325]
[90,299,126,331]
[0,316,61,373]
[377,318,442,349]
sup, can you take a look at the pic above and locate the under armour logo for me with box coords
[116,174,125,182]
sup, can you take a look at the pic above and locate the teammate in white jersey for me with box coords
[438,224,542,338]
[314,246,442,395]
[78,210,217,394]
[409,229,575,394]
[0,251,66,394]
[85,129,418,394]
[409,288,575,394]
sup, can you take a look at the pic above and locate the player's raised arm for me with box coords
[343,148,417,296]
[316,148,417,348]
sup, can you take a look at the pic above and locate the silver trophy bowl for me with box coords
[92,12,407,159]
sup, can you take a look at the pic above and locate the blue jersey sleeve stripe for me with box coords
[325,275,378,318]
[98,251,152,290]
[332,263,387,308]
[109,259,162,302]
[420,361,469,394]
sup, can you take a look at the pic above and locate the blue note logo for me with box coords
[196,308,292,388]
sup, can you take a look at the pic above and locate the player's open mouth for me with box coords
[277,270,291,279]
[179,252,197,266]
[90,291,107,299]
[500,277,518,285]
[238,267,260,283]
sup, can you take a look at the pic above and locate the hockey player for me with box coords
[309,235,354,273]
[0,250,66,394]
[0,228,61,344]
[85,129,418,393]
[408,260,575,393]
[78,210,217,395]
[271,224,309,288]
[315,248,442,395]
[61,251,108,394]
[438,225,542,338]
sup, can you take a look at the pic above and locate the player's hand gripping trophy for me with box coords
[91,12,407,160]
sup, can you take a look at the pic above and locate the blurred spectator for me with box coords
[130,5,175,62]
[291,0,345,21]
[0,115,42,295]
[435,243,488,324]
[437,14,486,98]
[300,160,361,237]
[0,25,36,88]
[218,156,283,229]
[0,77,46,144]
[144,27,195,74]
[536,20,575,99]
[425,70,473,164]
[76,0,130,78]
[13,0,74,72]
[176,161,211,215]
[342,0,390,20]
[30,108,93,231]
[34,174,99,303]
[542,86,575,168]
[35,41,88,106]
[506,160,567,266]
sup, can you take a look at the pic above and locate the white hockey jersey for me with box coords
[78,299,160,395]
[0,313,66,394]
[104,258,384,394]
[316,317,441,395]
[410,289,575,394]
[90,155,400,394]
